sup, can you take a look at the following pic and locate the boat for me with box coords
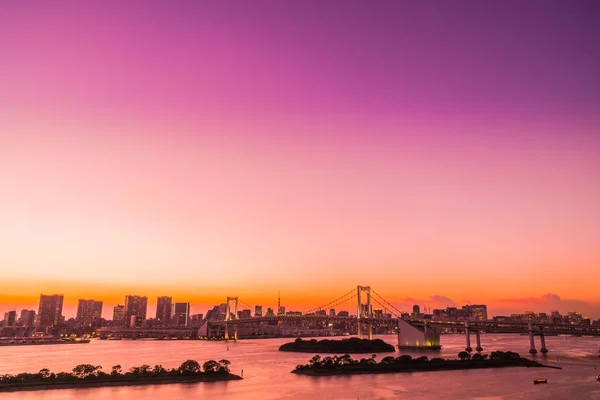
[533,377,548,384]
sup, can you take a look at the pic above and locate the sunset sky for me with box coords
[1,1,599,319]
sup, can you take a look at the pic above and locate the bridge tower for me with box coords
[225,297,239,340]
[356,285,373,340]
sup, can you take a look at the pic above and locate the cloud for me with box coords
[493,293,600,318]
[386,293,600,319]
[393,295,459,313]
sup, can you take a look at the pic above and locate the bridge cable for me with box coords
[238,299,254,310]
[303,288,357,314]
[370,289,404,317]
[369,296,400,318]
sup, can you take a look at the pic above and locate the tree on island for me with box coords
[380,356,396,365]
[458,351,471,361]
[152,365,167,375]
[218,360,231,373]
[130,364,151,377]
[308,355,321,369]
[38,369,51,379]
[0,358,240,390]
[111,365,122,376]
[72,364,101,379]
[179,360,202,375]
[202,360,222,374]
[396,355,412,363]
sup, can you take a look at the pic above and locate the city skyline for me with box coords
[2,288,599,322]
[2,2,600,318]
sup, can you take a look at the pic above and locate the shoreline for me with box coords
[293,360,562,377]
[0,374,242,393]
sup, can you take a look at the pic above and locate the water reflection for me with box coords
[0,334,599,399]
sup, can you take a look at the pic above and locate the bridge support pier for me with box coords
[475,331,483,352]
[540,334,548,353]
[357,321,362,339]
[224,323,229,340]
[356,285,372,340]
[528,322,537,354]
[465,321,472,352]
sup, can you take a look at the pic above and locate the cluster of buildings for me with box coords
[0,294,204,337]
[410,304,489,321]
[492,310,596,325]
[111,295,201,328]
[4,295,600,338]
[203,303,390,321]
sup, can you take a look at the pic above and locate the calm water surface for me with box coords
[1,334,600,399]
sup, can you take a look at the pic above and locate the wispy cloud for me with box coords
[493,293,600,317]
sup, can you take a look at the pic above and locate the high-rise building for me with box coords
[113,305,125,324]
[329,309,336,317]
[360,304,372,316]
[76,299,100,327]
[156,296,172,326]
[205,304,227,321]
[266,307,275,316]
[254,305,263,317]
[550,310,562,324]
[469,305,488,321]
[37,294,64,329]
[124,295,147,327]
[173,302,190,326]
[93,301,103,320]
[190,314,204,326]
[238,309,251,319]
[412,305,421,316]
[337,311,349,317]
[19,309,36,326]
[4,310,16,327]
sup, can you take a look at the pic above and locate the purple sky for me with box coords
[1,1,600,316]
[2,1,599,120]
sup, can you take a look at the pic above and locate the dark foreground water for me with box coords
[1,334,600,399]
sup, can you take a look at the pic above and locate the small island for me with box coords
[0,359,241,392]
[292,351,561,376]
[279,337,396,353]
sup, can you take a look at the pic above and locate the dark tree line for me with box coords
[0,359,232,385]
[295,351,527,371]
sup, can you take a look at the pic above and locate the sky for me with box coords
[1,1,599,319]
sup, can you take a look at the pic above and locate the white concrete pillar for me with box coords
[367,290,372,339]
[357,286,362,339]
[540,334,548,353]
[528,322,537,354]
[465,321,472,352]
[475,331,483,352]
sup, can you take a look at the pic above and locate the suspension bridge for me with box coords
[205,285,402,340]
[204,284,600,354]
